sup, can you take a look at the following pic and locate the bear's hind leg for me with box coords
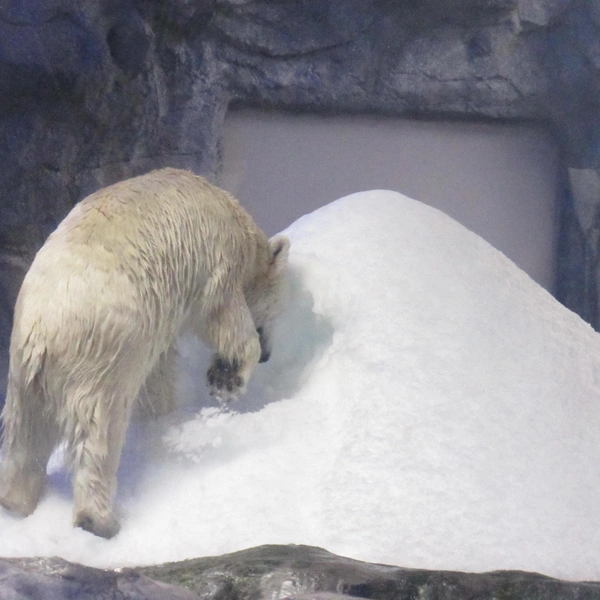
[70,395,134,539]
[136,345,177,419]
[0,376,60,516]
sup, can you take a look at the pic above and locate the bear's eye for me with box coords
[256,327,264,337]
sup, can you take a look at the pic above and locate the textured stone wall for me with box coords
[0,0,599,386]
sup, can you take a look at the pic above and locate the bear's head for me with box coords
[246,235,290,363]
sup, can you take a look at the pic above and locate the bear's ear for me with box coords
[268,235,290,275]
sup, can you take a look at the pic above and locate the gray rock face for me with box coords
[0,556,200,600]
[0,0,599,383]
[2,545,600,600]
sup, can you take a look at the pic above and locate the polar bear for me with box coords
[0,168,290,538]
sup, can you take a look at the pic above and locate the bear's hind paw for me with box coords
[74,509,120,539]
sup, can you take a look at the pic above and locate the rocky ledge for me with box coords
[1,545,599,600]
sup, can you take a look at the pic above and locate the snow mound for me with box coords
[2,190,600,581]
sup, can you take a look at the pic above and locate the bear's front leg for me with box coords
[200,290,261,402]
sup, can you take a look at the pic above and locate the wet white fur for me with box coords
[0,168,289,538]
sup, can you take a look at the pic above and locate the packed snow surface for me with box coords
[2,190,600,581]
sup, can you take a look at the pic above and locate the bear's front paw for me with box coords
[207,356,245,401]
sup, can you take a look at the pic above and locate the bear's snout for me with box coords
[257,327,271,362]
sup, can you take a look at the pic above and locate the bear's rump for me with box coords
[12,261,158,406]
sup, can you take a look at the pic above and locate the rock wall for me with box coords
[0,0,599,385]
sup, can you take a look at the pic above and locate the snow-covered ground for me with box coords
[1,190,600,582]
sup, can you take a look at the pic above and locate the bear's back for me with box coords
[57,169,252,251]
[38,168,268,286]
[13,168,271,354]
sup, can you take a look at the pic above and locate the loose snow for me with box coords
[1,190,600,581]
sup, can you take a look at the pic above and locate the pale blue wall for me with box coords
[221,111,559,292]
